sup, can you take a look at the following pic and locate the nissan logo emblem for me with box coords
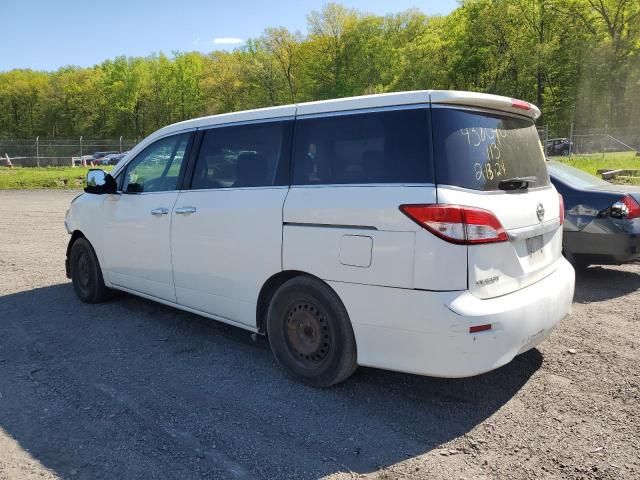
[536,203,545,222]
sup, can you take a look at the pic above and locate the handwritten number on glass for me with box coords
[462,128,508,181]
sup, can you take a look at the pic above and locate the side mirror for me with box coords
[85,169,117,194]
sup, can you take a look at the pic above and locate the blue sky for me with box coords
[0,0,458,72]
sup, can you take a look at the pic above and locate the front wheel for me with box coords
[70,237,110,303]
[267,276,357,387]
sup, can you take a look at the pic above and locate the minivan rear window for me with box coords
[292,108,432,185]
[432,108,550,191]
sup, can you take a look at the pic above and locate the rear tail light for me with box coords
[558,193,565,225]
[400,204,509,245]
[612,195,640,219]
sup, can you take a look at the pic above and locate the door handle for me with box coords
[151,208,169,215]
[175,206,197,215]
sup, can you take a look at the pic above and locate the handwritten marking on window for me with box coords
[463,128,508,183]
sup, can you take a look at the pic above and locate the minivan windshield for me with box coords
[432,108,550,191]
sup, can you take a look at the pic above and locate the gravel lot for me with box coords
[0,190,638,480]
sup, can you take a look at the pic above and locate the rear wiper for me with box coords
[498,176,537,191]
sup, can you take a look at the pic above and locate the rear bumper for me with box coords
[565,223,640,265]
[330,258,575,378]
[575,252,640,266]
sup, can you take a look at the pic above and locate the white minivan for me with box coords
[65,90,575,387]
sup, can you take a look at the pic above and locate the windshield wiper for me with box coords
[498,176,537,191]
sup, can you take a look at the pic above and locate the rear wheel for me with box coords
[70,238,110,303]
[267,276,357,387]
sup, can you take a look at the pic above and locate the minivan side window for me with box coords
[292,108,432,185]
[123,133,190,193]
[191,120,293,190]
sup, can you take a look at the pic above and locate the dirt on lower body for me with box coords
[0,190,638,479]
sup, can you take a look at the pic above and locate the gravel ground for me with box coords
[0,190,638,480]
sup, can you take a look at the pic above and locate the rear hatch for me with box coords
[430,93,563,299]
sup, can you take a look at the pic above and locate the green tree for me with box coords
[0,1,637,141]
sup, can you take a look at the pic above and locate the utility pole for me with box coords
[603,123,608,161]
[568,123,574,158]
[36,136,40,168]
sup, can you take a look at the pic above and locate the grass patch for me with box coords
[0,166,112,190]
[2,152,639,189]
[554,151,640,177]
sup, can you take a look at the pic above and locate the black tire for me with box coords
[70,237,110,303]
[563,249,590,271]
[266,276,357,387]
[574,260,591,271]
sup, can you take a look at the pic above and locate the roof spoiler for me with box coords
[429,91,541,121]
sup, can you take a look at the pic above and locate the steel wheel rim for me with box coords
[76,252,91,290]
[285,301,331,367]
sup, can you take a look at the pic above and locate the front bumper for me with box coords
[330,258,575,378]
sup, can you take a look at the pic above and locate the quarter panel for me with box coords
[283,185,430,232]
[283,185,448,290]
[413,229,467,291]
[283,225,415,288]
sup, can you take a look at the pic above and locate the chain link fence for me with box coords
[0,137,138,167]
[2,125,639,168]
[538,125,640,157]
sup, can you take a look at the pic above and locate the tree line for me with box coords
[0,0,638,141]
